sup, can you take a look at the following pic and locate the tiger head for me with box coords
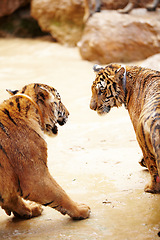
[90,63,127,115]
[7,83,69,136]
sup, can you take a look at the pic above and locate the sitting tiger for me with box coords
[90,64,160,193]
[118,0,160,14]
[0,83,90,219]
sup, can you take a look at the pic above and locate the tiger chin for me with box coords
[90,63,160,194]
[0,83,90,220]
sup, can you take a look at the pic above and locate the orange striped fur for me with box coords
[90,64,160,193]
[0,83,90,219]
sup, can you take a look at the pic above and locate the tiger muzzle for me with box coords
[57,118,67,126]
[90,99,97,111]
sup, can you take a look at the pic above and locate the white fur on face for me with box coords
[96,80,107,90]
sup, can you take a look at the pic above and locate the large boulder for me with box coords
[78,9,160,64]
[31,0,159,46]
[31,0,85,46]
[0,5,46,38]
[0,0,30,17]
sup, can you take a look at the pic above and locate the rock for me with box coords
[31,0,85,46]
[0,5,46,38]
[31,0,158,46]
[0,0,30,17]
[78,9,160,64]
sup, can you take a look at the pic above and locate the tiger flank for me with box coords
[90,64,160,193]
[0,83,90,219]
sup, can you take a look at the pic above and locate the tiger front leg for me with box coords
[118,1,134,14]
[146,0,159,11]
[2,197,43,219]
[26,172,91,220]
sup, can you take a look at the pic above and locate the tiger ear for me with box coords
[36,86,53,101]
[115,66,126,76]
[93,64,104,73]
[38,87,50,100]
[6,89,19,95]
[115,66,126,83]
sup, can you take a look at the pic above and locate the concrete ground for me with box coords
[0,38,160,240]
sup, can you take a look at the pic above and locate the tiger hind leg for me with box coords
[146,0,159,11]
[13,200,43,219]
[143,156,160,193]
[83,0,101,22]
[145,123,160,193]
[3,197,43,219]
[118,2,134,14]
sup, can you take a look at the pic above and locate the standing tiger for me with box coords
[118,0,160,14]
[0,83,90,219]
[83,0,102,22]
[90,64,160,193]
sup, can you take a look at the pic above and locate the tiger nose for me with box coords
[90,99,97,110]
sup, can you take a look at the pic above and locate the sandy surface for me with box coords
[0,38,160,239]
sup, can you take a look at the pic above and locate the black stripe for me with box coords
[25,104,30,117]
[17,178,23,197]
[9,101,14,106]
[0,121,9,136]
[0,163,3,168]
[16,97,21,112]
[0,194,4,203]
[24,193,30,199]
[43,200,54,206]
[0,144,8,158]
[39,92,45,100]
[52,205,60,209]
[151,124,160,158]
[150,116,160,132]
[112,82,116,92]
[143,73,153,82]
[34,83,39,89]
[3,109,17,125]
[21,85,27,94]
[107,85,114,98]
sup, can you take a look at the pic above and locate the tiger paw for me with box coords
[146,4,157,11]
[13,202,43,219]
[71,203,91,220]
[29,202,43,217]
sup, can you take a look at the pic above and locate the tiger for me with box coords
[118,0,160,14]
[0,83,90,219]
[90,63,160,193]
[83,0,102,22]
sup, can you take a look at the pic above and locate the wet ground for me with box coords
[0,38,160,239]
